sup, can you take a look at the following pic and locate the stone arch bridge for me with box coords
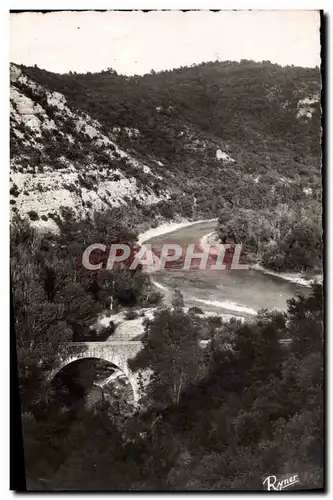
[49,340,148,405]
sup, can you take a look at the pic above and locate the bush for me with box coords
[10,184,20,197]
[78,175,94,190]
[147,291,162,305]
[125,309,138,320]
[98,322,115,341]
[27,210,39,221]
[41,214,48,221]
[64,183,81,195]
[188,306,204,315]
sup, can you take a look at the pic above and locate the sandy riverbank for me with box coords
[138,218,218,246]
[252,264,322,288]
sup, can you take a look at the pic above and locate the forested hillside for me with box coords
[20,60,321,159]
[21,284,323,490]
[10,60,322,272]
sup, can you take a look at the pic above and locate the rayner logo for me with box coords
[263,474,299,491]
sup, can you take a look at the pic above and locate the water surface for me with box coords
[145,220,307,319]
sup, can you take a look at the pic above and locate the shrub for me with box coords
[10,184,20,197]
[98,322,115,341]
[78,175,94,190]
[188,306,204,315]
[27,210,39,221]
[146,291,162,305]
[125,309,138,320]
[41,214,48,221]
[53,160,64,170]
[64,183,81,195]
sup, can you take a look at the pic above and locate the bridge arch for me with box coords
[48,341,147,405]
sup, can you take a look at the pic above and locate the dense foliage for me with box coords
[217,202,322,272]
[21,60,321,158]
[20,285,323,490]
[11,208,160,416]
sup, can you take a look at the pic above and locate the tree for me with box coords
[129,308,203,407]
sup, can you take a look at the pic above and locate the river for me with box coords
[145,219,308,320]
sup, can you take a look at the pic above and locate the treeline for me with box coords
[20,60,321,158]
[18,60,321,185]
[21,285,323,490]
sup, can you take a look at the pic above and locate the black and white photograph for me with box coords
[9,9,323,491]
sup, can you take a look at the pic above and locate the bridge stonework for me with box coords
[49,341,149,405]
